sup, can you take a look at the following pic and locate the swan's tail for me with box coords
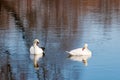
[66,51,73,58]
[40,47,45,51]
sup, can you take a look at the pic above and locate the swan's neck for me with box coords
[33,43,38,47]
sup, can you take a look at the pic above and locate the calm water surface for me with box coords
[0,0,120,80]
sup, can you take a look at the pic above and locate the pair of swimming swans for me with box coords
[30,39,92,68]
[30,39,92,56]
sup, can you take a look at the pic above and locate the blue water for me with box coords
[0,0,120,80]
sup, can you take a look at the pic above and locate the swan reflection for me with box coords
[69,55,92,66]
[30,54,43,69]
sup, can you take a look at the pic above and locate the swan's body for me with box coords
[30,39,44,57]
[67,44,92,56]
[30,46,43,57]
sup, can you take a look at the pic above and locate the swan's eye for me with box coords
[37,42,39,45]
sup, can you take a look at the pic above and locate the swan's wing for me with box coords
[30,46,34,54]
[35,46,44,54]
[69,48,83,55]
[83,49,92,56]
[88,49,92,54]
[70,48,82,52]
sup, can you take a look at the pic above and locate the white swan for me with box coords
[30,39,44,57]
[30,39,44,69]
[66,44,92,56]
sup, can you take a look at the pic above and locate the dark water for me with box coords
[0,0,120,80]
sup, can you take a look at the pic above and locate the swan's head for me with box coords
[82,43,88,50]
[33,39,39,45]
[84,43,88,48]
